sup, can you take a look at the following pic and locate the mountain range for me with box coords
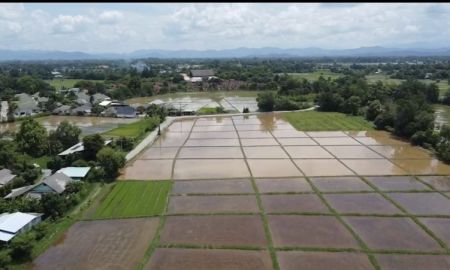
[1,46,450,61]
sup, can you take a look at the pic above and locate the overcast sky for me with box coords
[1,3,449,53]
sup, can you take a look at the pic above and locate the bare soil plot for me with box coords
[323,194,401,215]
[387,193,450,216]
[369,145,432,159]
[420,218,450,246]
[313,137,361,146]
[310,177,373,192]
[294,159,355,177]
[277,251,374,270]
[255,178,312,193]
[240,138,279,146]
[341,159,407,175]
[139,147,179,159]
[268,215,360,248]
[345,217,442,251]
[120,159,173,180]
[324,146,383,159]
[178,146,243,159]
[144,248,273,270]
[365,176,430,191]
[173,159,250,179]
[277,138,318,146]
[375,254,450,270]
[418,176,450,191]
[33,218,159,270]
[172,179,253,194]
[247,159,302,178]
[243,146,288,158]
[284,146,334,159]
[189,131,238,139]
[393,159,450,175]
[261,194,329,213]
[184,138,240,147]
[167,195,259,214]
[160,215,267,247]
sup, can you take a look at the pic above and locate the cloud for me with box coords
[1,3,450,52]
[51,14,91,34]
[98,10,123,24]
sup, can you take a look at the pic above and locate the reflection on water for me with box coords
[434,104,450,130]
[0,116,138,136]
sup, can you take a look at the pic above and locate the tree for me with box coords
[40,193,67,219]
[10,232,35,261]
[82,134,104,160]
[15,119,48,157]
[53,121,81,149]
[256,91,275,112]
[366,99,383,121]
[96,147,126,180]
[0,250,11,269]
[342,96,361,115]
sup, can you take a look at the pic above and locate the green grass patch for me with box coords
[45,79,104,90]
[102,117,159,139]
[92,181,171,219]
[31,155,52,168]
[282,111,374,131]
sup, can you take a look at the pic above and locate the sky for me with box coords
[0,3,450,53]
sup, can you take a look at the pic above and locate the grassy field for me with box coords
[45,79,104,90]
[287,70,343,81]
[102,117,160,138]
[92,181,171,219]
[282,111,374,131]
[125,90,266,105]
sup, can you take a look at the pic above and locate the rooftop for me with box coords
[0,212,42,242]
[57,167,91,178]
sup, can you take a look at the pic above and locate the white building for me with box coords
[0,212,42,243]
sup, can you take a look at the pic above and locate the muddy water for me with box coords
[0,115,138,135]
[261,194,329,213]
[167,195,259,214]
[172,179,254,194]
[278,252,374,270]
[255,178,312,193]
[324,193,401,214]
[310,177,373,192]
[125,114,450,181]
[366,176,430,191]
[388,193,450,215]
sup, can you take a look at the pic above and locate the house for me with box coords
[14,93,40,117]
[103,105,136,118]
[0,169,16,187]
[57,167,91,180]
[76,91,90,105]
[0,212,42,243]
[5,172,74,200]
[71,104,92,116]
[0,101,8,122]
[91,93,110,104]
[58,140,112,157]
[53,105,72,115]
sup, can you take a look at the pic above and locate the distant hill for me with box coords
[1,46,450,61]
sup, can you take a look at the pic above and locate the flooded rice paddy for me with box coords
[35,113,450,270]
[0,115,138,136]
